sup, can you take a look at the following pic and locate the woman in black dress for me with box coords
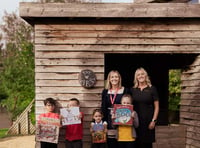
[101,70,128,148]
[130,67,159,148]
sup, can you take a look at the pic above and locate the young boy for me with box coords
[65,98,84,148]
[37,98,61,148]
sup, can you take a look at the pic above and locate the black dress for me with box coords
[130,86,159,143]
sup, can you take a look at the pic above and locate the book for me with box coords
[113,104,133,125]
[60,107,81,125]
[36,116,60,143]
[92,131,106,143]
[91,122,107,143]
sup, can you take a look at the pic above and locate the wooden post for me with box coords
[17,123,21,134]
[134,0,153,3]
[26,112,30,134]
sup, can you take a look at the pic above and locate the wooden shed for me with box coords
[20,2,200,148]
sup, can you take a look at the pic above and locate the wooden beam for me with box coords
[20,3,200,19]
[134,0,154,3]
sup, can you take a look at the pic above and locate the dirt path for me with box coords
[0,135,35,148]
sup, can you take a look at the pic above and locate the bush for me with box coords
[168,69,181,123]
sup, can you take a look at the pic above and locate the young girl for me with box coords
[113,94,139,148]
[90,109,108,148]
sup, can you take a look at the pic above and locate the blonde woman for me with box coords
[101,70,129,148]
[131,67,159,148]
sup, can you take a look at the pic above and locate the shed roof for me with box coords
[20,2,200,24]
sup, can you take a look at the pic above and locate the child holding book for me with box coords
[65,98,84,148]
[112,94,139,148]
[90,109,108,148]
[37,97,61,148]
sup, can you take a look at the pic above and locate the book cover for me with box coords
[92,131,106,143]
[36,117,60,143]
[60,107,81,125]
[113,104,133,125]
[91,123,106,143]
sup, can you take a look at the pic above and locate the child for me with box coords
[37,97,61,148]
[65,98,84,148]
[112,94,139,148]
[90,109,108,148]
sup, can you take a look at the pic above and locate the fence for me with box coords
[7,99,35,135]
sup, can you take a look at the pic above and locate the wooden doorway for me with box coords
[105,53,197,125]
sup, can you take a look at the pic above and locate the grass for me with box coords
[0,128,8,138]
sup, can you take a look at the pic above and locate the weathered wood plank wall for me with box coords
[35,22,104,147]
[153,125,186,148]
[181,55,200,148]
[34,19,200,148]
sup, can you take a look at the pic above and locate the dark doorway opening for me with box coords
[105,53,197,125]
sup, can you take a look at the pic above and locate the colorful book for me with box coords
[92,131,106,143]
[91,123,106,143]
[113,104,133,125]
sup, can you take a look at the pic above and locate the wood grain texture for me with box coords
[20,3,200,18]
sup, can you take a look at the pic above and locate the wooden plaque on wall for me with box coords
[78,69,97,88]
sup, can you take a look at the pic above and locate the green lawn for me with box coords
[0,128,8,138]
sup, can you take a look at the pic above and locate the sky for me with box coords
[0,0,34,22]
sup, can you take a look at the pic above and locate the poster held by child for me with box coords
[60,106,81,126]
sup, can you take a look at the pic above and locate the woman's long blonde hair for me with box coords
[105,70,122,89]
[133,67,152,88]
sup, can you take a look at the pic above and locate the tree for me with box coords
[168,69,181,111]
[0,12,34,121]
